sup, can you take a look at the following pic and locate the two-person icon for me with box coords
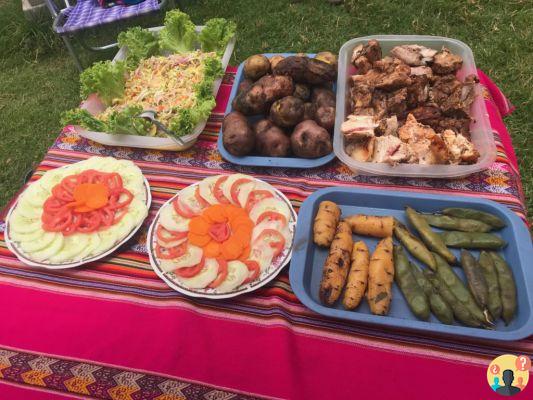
[492,370,522,396]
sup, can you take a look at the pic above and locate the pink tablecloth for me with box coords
[0,68,529,400]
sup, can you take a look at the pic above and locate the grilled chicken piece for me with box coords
[442,129,480,164]
[435,116,471,136]
[346,137,376,162]
[372,88,408,118]
[371,135,409,164]
[398,114,435,143]
[432,47,463,74]
[430,74,477,117]
[408,105,442,126]
[406,75,429,108]
[375,116,399,136]
[390,45,437,66]
[410,66,434,78]
[351,40,382,73]
[341,114,378,140]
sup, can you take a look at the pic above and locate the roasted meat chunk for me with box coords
[351,40,382,73]
[372,135,409,164]
[432,47,463,74]
[345,137,375,162]
[390,45,437,66]
[442,129,480,164]
[341,114,378,140]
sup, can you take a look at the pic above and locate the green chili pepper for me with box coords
[421,214,492,233]
[441,208,506,229]
[425,270,482,328]
[478,251,503,321]
[393,222,436,270]
[394,246,430,320]
[411,263,454,324]
[433,253,490,325]
[440,231,507,249]
[490,252,517,325]
[405,207,456,265]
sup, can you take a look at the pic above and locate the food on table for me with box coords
[270,96,305,128]
[342,39,480,166]
[232,74,295,115]
[319,221,353,305]
[440,231,507,249]
[393,222,437,270]
[342,241,370,310]
[223,53,336,159]
[460,250,491,322]
[254,120,291,157]
[151,174,294,294]
[61,10,235,139]
[441,208,506,229]
[394,246,430,320]
[411,263,454,324]
[244,54,271,81]
[222,111,256,156]
[405,206,456,264]
[421,214,492,233]
[425,269,482,328]
[7,157,148,265]
[313,201,341,247]
[490,252,517,325]
[345,214,394,238]
[290,120,333,158]
[478,251,503,321]
[367,237,394,315]
[433,253,489,325]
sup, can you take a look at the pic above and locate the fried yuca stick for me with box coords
[342,241,370,310]
[367,237,394,315]
[319,221,353,305]
[345,214,394,238]
[313,201,341,247]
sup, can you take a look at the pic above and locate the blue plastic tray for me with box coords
[289,187,533,341]
[217,53,336,168]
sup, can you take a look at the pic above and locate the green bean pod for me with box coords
[441,208,506,229]
[433,253,490,325]
[478,251,503,321]
[460,250,491,323]
[405,207,456,265]
[425,270,481,328]
[440,231,507,249]
[411,263,454,324]
[393,222,436,270]
[394,246,430,320]
[422,214,492,233]
[490,252,517,325]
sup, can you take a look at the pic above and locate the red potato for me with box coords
[222,111,255,156]
[290,120,333,158]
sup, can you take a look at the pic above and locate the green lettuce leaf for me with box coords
[199,18,236,54]
[60,108,108,132]
[117,27,159,70]
[168,97,216,137]
[79,60,127,106]
[106,105,152,135]
[158,10,197,54]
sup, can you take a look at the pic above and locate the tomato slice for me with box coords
[155,242,187,260]
[213,176,231,204]
[175,256,205,278]
[156,225,188,242]
[78,211,101,232]
[245,190,274,213]
[242,260,260,284]
[229,178,253,204]
[256,211,288,227]
[172,198,196,218]
[208,259,228,288]
[253,229,286,258]
[194,187,210,208]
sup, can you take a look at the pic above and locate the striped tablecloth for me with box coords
[0,67,529,400]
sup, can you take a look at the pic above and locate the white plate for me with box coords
[147,176,297,299]
[4,176,151,270]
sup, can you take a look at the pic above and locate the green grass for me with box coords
[0,0,531,216]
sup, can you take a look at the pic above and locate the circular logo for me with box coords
[487,354,530,396]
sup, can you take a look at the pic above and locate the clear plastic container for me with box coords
[334,35,496,178]
[75,26,235,151]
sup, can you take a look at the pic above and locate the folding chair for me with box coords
[44,0,173,71]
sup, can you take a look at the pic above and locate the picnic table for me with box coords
[0,66,529,400]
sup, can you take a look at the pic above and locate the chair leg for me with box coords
[62,35,83,72]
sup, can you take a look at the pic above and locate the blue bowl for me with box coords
[289,187,533,341]
[217,53,336,168]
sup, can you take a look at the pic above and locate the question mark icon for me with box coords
[491,364,500,374]
[515,355,531,371]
